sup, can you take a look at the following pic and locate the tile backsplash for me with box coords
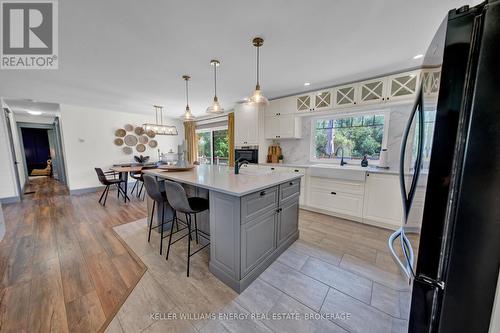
[272,105,411,170]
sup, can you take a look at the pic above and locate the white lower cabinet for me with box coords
[304,172,405,230]
[362,172,403,228]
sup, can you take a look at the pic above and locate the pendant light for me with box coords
[143,105,178,135]
[247,37,269,106]
[206,59,224,114]
[180,75,195,122]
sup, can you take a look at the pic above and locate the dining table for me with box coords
[110,165,147,202]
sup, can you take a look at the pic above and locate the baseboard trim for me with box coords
[70,181,137,196]
[0,196,21,204]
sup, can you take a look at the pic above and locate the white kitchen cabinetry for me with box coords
[296,94,312,112]
[387,70,420,102]
[307,176,365,220]
[259,165,307,206]
[266,97,295,116]
[334,83,358,108]
[265,114,301,139]
[234,104,259,146]
[358,78,387,105]
[362,172,403,228]
[312,90,333,111]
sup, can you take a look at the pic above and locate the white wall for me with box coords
[60,104,184,191]
[0,102,19,200]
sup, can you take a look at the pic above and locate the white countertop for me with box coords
[258,162,399,175]
[144,165,303,197]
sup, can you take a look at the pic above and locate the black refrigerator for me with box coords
[387,1,500,332]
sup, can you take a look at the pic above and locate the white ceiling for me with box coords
[0,0,476,118]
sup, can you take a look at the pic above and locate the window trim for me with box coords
[309,110,391,165]
[195,125,228,165]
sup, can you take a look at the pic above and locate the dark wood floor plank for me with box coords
[0,281,31,332]
[28,258,69,333]
[1,235,34,289]
[65,290,106,333]
[59,247,95,303]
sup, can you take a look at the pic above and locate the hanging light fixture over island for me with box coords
[247,37,269,106]
[206,59,224,114]
[180,75,196,122]
[143,105,178,135]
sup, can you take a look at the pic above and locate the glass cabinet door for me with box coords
[334,84,357,107]
[314,90,332,110]
[422,69,441,97]
[296,94,311,112]
[358,78,386,104]
[388,71,419,101]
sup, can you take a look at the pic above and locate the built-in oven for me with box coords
[235,146,258,164]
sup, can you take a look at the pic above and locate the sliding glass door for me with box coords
[196,127,229,165]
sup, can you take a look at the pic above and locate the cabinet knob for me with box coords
[289,182,294,186]
[331,191,337,195]
[354,102,357,105]
[294,169,299,172]
[387,97,390,100]
[382,98,385,101]
[260,191,266,196]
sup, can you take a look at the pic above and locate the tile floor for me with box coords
[106,209,417,333]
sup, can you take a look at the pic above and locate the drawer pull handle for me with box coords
[260,191,266,196]
[271,167,275,170]
[294,169,299,172]
[331,191,337,195]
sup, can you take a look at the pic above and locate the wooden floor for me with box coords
[0,177,147,332]
[106,208,419,333]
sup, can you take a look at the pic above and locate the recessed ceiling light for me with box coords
[27,111,42,115]
[304,82,311,86]
[413,54,424,60]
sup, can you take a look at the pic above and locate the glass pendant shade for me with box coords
[181,75,196,122]
[206,60,224,114]
[246,37,269,106]
[143,105,178,135]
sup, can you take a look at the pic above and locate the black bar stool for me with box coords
[142,174,180,255]
[164,180,210,277]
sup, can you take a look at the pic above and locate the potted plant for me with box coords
[278,154,284,164]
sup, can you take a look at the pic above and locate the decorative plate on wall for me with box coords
[146,130,156,138]
[124,124,134,132]
[134,127,145,136]
[136,144,146,152]
[124,135,138,146]
[138,135,149,144]
[115,129,126,137]
[148,140,158,148]
[123,146,133,154]
[114,138,124,146]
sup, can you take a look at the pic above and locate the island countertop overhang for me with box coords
[143,165,303,197]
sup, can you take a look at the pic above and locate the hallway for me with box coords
[0,177,147,332]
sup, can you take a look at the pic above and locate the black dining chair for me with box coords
[131,165,157,200]
[94,168,128,206]
[164,180,210,277]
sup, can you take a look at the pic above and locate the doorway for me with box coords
[17,120,67,187]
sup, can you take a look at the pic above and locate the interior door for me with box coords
[47,129,60,180]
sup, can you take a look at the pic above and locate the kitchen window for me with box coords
[196,126,229,165]
[311,113,386,162]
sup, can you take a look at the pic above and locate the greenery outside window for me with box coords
[196,126,229,165]
[312,113,386,162]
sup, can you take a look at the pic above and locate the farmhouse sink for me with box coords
[309,164,367,181]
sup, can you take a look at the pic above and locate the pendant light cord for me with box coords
[185,79,189,108]
[256,46,260,86]
[214,64,217,98]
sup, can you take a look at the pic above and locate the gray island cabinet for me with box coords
[143,165,301,293]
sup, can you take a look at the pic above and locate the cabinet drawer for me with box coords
[241,186,278,223]
[308,187,363,218]
[309,177,364,195]
[280,179,300,202]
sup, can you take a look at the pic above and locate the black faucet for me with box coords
[335,147,348,166]
[235,157,249,174]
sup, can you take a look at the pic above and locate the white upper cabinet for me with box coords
[334,83,358,108]
[358,78,387,105]
[234,103,259,146]
[266,97,295,116]
[387,70,420,101]
[265,114,301,139]
[296,94,312,112]
[313,90,333,111]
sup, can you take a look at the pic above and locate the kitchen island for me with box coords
[143,165,302,293]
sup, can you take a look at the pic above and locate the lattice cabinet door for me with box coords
[421,69,441,97]
[296,94,312,112]
[334,84,357,108]
[358,78,387,105]
[313,90,332,111]
[387,71,420,101]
